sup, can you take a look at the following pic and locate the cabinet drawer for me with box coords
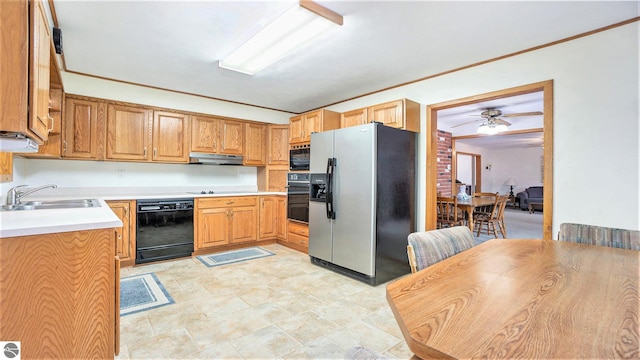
[287,232,309,247]
[288,221,309,237]
[197,196,257,209]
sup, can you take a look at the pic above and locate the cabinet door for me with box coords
[191,115,219,153]
[230,206,257,243]
[152,111,190,162]
[107,201,135,264]
[268,125,289,165]
[63,98,100,159]
[289,115,304,144]
[197,208,229,248]
[368,100,404,129]
[106,104,150,161]
[341,108,367,128]
[28,0,51,142]
[259,197,277,239]
[276,197,287,240]
[244,123,267,166]
[303,110,323,142]
[219,119,244,155]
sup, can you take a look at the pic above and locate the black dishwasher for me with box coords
[136,199,194,264]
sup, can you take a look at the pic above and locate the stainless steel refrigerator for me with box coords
[308,122,416,285]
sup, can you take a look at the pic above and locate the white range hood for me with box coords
[0,137,39,152]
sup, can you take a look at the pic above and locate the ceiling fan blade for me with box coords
[494,118,511,126]
[450,119,481,128]
[501,111,543,117]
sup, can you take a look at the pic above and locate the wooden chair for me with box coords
[436,196,465,229]
[475,195,509,238]
[558,223,640,250]
[406,226,476,273]
[472,192,498,216]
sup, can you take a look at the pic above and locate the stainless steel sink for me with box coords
[1,199,101,211]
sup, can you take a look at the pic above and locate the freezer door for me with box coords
[308,131,335,261]
[332,123,376,276]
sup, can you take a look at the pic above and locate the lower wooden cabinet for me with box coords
[283,220,309,253]
[107,200,136,267]
[195,196,258,250]
[0,228,119,358]
[276,196,287,240]
[259,196,277,239]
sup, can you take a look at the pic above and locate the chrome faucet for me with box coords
[6,184,58,206]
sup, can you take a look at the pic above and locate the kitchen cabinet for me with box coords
[339,99,420,132]
[0,0,52,144]
[276,196,287,240]
[244,123,267,166]
[195,196,258,250]
[259,196,277,239]
[289,109,340,144]
[63,96,105,159]
[284,220,309,253]
[268,125,289,165]
[152,111,190,163]
[191,115,244,156]
[0,152,12,182]
[107,200,136,267]
[106,104,151,161]
[340,108,368,128]
[0,228,119,358]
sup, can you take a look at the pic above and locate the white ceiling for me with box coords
[52,1,637,115]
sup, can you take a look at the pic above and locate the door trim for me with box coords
[426,80,553,239]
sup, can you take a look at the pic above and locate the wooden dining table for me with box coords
[386,239,639,359]
[456,196,496,232]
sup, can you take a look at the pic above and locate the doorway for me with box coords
[455,151,481,195]
[425,80,553,239]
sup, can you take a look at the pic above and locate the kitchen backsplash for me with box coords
[1,157,258,197]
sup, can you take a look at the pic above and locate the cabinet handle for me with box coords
[153,148,157,158]
[143,147,147,158]
[230,210,234,217]
[226,201,234,205]
[63,140,67,154]
[47,114,55,132]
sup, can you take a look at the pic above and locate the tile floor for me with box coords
[117,244,413,359]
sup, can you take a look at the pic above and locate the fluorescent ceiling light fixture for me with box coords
[219,0,343,75]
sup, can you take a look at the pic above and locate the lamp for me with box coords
[504,177,517,197]
[218,0,343,75]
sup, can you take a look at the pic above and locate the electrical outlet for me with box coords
[117,170,125,179]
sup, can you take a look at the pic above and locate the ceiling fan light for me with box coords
[495,124,508,132]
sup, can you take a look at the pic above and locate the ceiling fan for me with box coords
[450,109,543,130]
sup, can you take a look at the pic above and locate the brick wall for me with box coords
[436,130,452,196]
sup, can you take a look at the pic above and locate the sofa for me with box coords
[516,186,543,211]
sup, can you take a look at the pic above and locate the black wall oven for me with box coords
[136,198,194,264]
[290,144,310,171]
[287,172,309,223]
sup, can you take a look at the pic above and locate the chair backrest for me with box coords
[407,226,476,273]
[436,196,459,221]
[473,192,498,213]
[558,223,640,250]
[494,195,509,220]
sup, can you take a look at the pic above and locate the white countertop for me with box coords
[0,187,286,238]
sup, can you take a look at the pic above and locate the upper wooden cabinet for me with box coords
[340,108,368,128]
[106,104,151,161]
[63,96,104,159]
[268,125,289,165]
[0,0,52,143]
[152,111,190,163]
[289,109,340,144]
[191,115,244,156]
[340,99,421,133]
[244,123,267,166]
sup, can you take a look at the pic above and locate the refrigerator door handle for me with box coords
[326,157,336,219]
